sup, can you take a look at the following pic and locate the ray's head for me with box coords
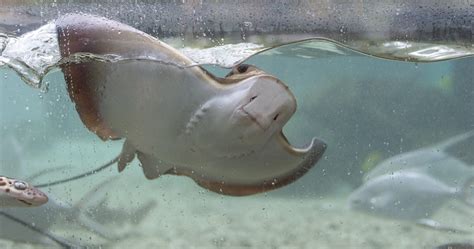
[347,179,392,215]
[0,176,48,207]
[189,64,296,158]
[348,187,373,211]
[231,72,296,135]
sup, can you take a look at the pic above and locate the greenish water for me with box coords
[1,39,473,248]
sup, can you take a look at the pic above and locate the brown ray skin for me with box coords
[167,136,327,196]
[169,167,307,196]
[55,14,190,141]
[56,16,121,140]
[56,14,249,140]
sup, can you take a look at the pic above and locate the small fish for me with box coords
[348,170,474,232]
[0,175,48,207]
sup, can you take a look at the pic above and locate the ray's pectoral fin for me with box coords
[136,152,174,180]
[117,140,174,179]
[118,140,137,172]
[186,133,327,196]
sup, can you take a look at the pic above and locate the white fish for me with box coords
[364,131,474,187]
[349,170,474,232]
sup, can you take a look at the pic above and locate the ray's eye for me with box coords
[237,64,249,73]
[250,96,257,102]
[13,181,27,190]
[273,114,279,121]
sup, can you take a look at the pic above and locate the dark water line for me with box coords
[35,155,119,188]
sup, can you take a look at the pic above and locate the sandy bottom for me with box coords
[1,139,473,249]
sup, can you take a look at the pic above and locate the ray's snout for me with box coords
[242,76,296,131]
[27,187,49,206]
[15,180,49,206]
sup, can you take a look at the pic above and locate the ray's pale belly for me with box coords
[98,61,216,164]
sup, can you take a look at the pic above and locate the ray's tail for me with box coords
[0,211,84,249]
[34,155,120,188]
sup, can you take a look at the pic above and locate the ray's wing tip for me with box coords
[308,137,327,153]
[306,137,327,164]
[311,137,327,148]
[290,136,327,160]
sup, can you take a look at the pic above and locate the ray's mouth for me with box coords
[238,106,265,130]
[17,199,33,206]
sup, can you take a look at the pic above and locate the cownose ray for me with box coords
[348,171,474,234]
[364,130,474,182]
[55,14,327,196]
[0,175,48,207]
